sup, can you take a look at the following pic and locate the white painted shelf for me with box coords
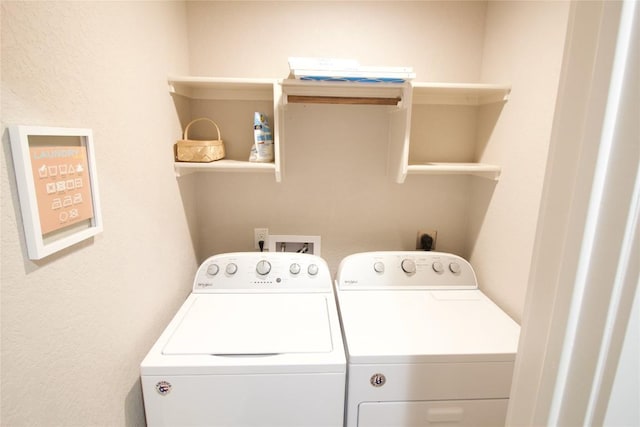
[406,163,502,180]
[411,82,511,105]
[281,78,410,106]
[173,159,277,177]
[392,82,511,183]
[169,76,283,181]
[167,77,510,183]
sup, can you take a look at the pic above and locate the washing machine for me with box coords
[141,252,346,427]
[335,251,520,427]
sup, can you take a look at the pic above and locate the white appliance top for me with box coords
[335,251,520,363]
[141,252,345,375]
[163,294,333,355]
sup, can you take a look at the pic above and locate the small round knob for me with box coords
[289,263,301,275]
[432,261,443,273]
[206,264,220,276]
[308,264,319,276]
[401,259,416,274]
[225,263,238,275]
[373,261,385,273]
[256,260,271,276]
[449,262,461,274]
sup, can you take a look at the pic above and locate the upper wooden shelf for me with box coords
[411,82,511,105]
[281,79,411,107]
[168,76,276,101]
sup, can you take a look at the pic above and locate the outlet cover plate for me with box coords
[268,235,321,256]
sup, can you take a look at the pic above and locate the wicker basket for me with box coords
[175,118,225,162]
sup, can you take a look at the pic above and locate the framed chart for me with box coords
[9,126,103,260]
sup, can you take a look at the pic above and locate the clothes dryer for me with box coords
[335,251,520,427]
[141,252,346,427]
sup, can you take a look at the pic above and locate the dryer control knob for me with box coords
[373,261,385,273]
[432,261,443,273]
[206,264,220,276]
[225,263,238,275]
[401,259,416,274]
[308,264,319,276]
[449,262,461,274]
[256,260,271,276]
[289,263,301,275]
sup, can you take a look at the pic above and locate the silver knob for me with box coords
[206,264,220,276]
[308,264,319,276]
[256,260,271,276]
[225,263,238,275]
[449,262,461,274]
[401,259,416,274]
[289,263,301,275]
[432,261,443,273]
[373,261,385,273]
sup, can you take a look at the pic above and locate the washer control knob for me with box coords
[373,261,385,273]
[289,263,301,275]
[256,260,271,276]
[308,264,319,276]
[401,259,416,274]
[432,261,443,273]
[449,262,461,274]
[206,264,220,276]
[225,263,238,275]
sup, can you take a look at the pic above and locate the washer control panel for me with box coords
[336,251,477,290]
[193,252,332,292]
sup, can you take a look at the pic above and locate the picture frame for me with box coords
[8,125,103,260]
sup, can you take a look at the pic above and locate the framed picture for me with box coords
[8,125,103,260]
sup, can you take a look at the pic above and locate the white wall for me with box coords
[470,1,570,320]
[184,1,568,323]
[1,2,195,425]
[1,1,571,424]
[186,1,488,272]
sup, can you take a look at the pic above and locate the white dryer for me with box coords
[335,251,520,427]
[141,252,346,427]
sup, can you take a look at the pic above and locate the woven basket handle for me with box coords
[183,118,221,140]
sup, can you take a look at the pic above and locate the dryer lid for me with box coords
[162,294,334,355]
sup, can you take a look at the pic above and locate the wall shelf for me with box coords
[174,159,276,177]
[168,76,282,181]
[281,78,410,107]
[167,77,510,183]
[406,163,501,180]
[391,82,511,183]
[411,82,511,105]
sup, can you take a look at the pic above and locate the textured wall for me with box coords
[0,1,570,425]
[185,1,488,271]
[1,2,195,425]
[184,0,568,323]
[470,1,570,320]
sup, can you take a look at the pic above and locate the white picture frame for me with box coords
[8,125,103,260]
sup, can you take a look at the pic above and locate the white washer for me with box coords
[335,251,520,427]
[141,252,346,427]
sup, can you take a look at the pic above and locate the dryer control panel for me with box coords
[336,251,477,290]
[193,252,332,292]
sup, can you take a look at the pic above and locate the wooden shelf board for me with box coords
[174,160,277,177]
[407,162,501,180]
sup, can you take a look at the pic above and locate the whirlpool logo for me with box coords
[344,279,358,285]
[155,381,172,396]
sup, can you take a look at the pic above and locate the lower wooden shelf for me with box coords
[174,160,278,179]
[406,162,501,180]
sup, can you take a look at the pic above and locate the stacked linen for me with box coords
[288,57,415,84]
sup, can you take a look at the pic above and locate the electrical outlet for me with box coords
[416,229,437,251]
[254,228,269,250]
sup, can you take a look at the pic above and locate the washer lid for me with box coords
[162,294,334,355]
[337,290,520,363]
